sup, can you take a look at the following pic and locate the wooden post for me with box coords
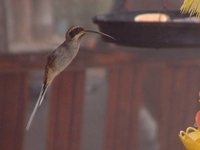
[104,65,142,150]
[32,0,53,41]
[10,0,32,42]
[0,0,8,53]
[0,72,29,150]
[48,70,85,150]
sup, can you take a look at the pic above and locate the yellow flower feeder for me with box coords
[179,127,200,150]
[180,0,200,16]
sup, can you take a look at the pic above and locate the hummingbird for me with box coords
[26,25,115,130]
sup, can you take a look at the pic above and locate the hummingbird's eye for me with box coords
[68,27,84,39]
[69,30,76,38]
[76,27,83,32]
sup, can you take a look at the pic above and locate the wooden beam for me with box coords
[0,48,136,71]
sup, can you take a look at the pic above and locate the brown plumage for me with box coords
[26,26,115,130]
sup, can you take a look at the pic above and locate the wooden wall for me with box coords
[0,48,200,150]
[104,49,200,150]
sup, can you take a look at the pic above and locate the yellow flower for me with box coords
[180,0,200,16]
[179,127,200,150]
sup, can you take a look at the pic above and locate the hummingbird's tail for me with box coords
[38,83,49,106]
[26,83,49,130]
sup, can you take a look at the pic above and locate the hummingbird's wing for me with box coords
[46,50,57,68]
[38,52,58,106]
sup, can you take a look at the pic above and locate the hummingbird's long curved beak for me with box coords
[84,30,116,41]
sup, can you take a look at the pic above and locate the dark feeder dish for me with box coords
[93,11,200,48]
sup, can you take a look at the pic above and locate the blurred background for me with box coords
[1,0,200,150]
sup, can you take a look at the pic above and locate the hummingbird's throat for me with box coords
[74,32,85,40]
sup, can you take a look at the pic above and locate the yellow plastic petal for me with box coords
[180,0,200,17]
[186,127,200,141]
[179,127,200,150]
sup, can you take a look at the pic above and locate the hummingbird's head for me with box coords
[66,26,85,41]
[66,25,115,41]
